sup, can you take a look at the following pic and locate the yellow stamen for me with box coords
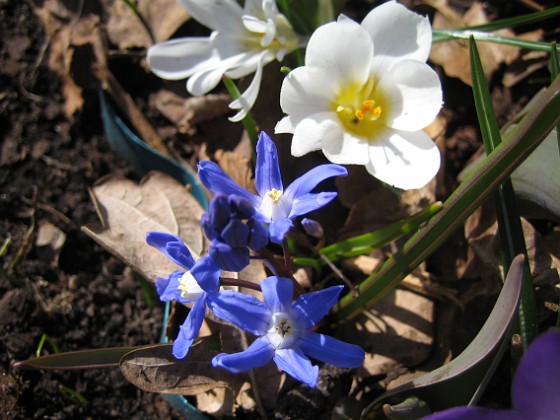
[355,99,381,121]
[267,188,283,203]
[276,318,292,337]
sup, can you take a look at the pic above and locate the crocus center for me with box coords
[259,188,291,221]
[178,271,204,301]
[334,75,386,139]
[266,312,299,349]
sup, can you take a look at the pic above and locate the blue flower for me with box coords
[201,194,269,272]
[420,330,560,420]
[146,232,221,359]
[208,276,365,387]
[198,131,348,243]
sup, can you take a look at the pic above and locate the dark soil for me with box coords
[0,0,557,418]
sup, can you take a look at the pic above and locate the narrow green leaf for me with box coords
[432,30,553,52]
[470,37,538,350]
[320,202,442,261]
[362,255,524,416]
[332,75,560,322]
[12,346,142,370]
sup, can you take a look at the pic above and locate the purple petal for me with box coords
[273,348,319,388]
[284,164,347,203]
[289,192,338,219]
[189,256,220,293]
[255,132,283,196]
[146,232,195,269]
[512,330,560,418]
[268,219,294,243]
[208,195,231,230]
[221,218,250,248]
[247,219,269,249]
[260,276,294,313]
[207,290,270,335]
[155,271,190,304]
[208,240,250,272]
[180,294,208,341]
[172,328,195,359]
[212,336,275,373]
[292,285,343,329]
[420,406,519,420]
[298,332,364,368]
[198,160,259,206]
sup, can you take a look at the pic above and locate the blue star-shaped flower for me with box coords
[208,276,365,387]
[198,131,347,243]
[146,232,221,358]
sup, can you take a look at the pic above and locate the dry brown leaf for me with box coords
[138,0,191,43]
[102,0,190,50]
[150,90,231,135]
[214,149,256,194]
[340,288,434,378]
[82,171,208,281]
[429,2,520,85]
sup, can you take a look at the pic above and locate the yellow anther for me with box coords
[354,100,381,121]
[277,318,292,337]
[267,188,283,203]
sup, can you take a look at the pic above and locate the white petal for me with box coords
[279,67,336,123]
[147,38,216,80]
[290,113,342,157]
[361,0,432,73]
[243,15,268,34]
[323,130,370,165]
[179,0,245,33]
[305,18,372,86]
[228,53,266,122]
[377,60,442,131]
[275,116,295,134]
[365,129,440,190]
[187,66,226,95]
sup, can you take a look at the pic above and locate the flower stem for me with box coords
[220,277,262,292]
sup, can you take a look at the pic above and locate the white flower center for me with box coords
[334,75,387,139]
[178,271,204,301]
[266,312,299,349]
[259,188,291,221]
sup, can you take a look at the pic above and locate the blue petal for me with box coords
[180,293,208,340]
[247,219,269,250]
[208,290,270,335]
[200,213,219,240]
[255,132,283,196]
[208,240,250,272]
[212,336,275,373]
[155,271,190,304]
[189,256,221,293]
[208,194,231,231]
[260,276,294,313]
[228,195,256,219]
[292,285,343,329]
[221,218,250,248]
[421,407,519,420]
[273,348,319,388]
[172,327,195,359]
[512,330,560,418]
[269,219,294,243]
[146,232,195,269]
[289,192,337,219]
[284,164,347,202]
[198,161,259,207]
[298,332,365,368]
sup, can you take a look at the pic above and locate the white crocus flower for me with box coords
[147,0,300,122]
[275,1,442,190]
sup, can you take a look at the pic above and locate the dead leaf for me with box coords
[119,342,239,395]
[214,149,256,194]
[81,171,208,281]
[340,288,434,378]
[150,90,231,136]
[429,2,521,85]
[138,0,191,43]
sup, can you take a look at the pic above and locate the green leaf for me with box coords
[332,74,560,322]
[99,91,208,209]
[432,30,554,52]
[361,255,524,417]
[12,346,140,370]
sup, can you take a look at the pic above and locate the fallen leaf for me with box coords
[82,171,208,281]
[429,2,520,85]
[138,0,191,43]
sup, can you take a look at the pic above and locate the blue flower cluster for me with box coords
[146,131,363,387]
